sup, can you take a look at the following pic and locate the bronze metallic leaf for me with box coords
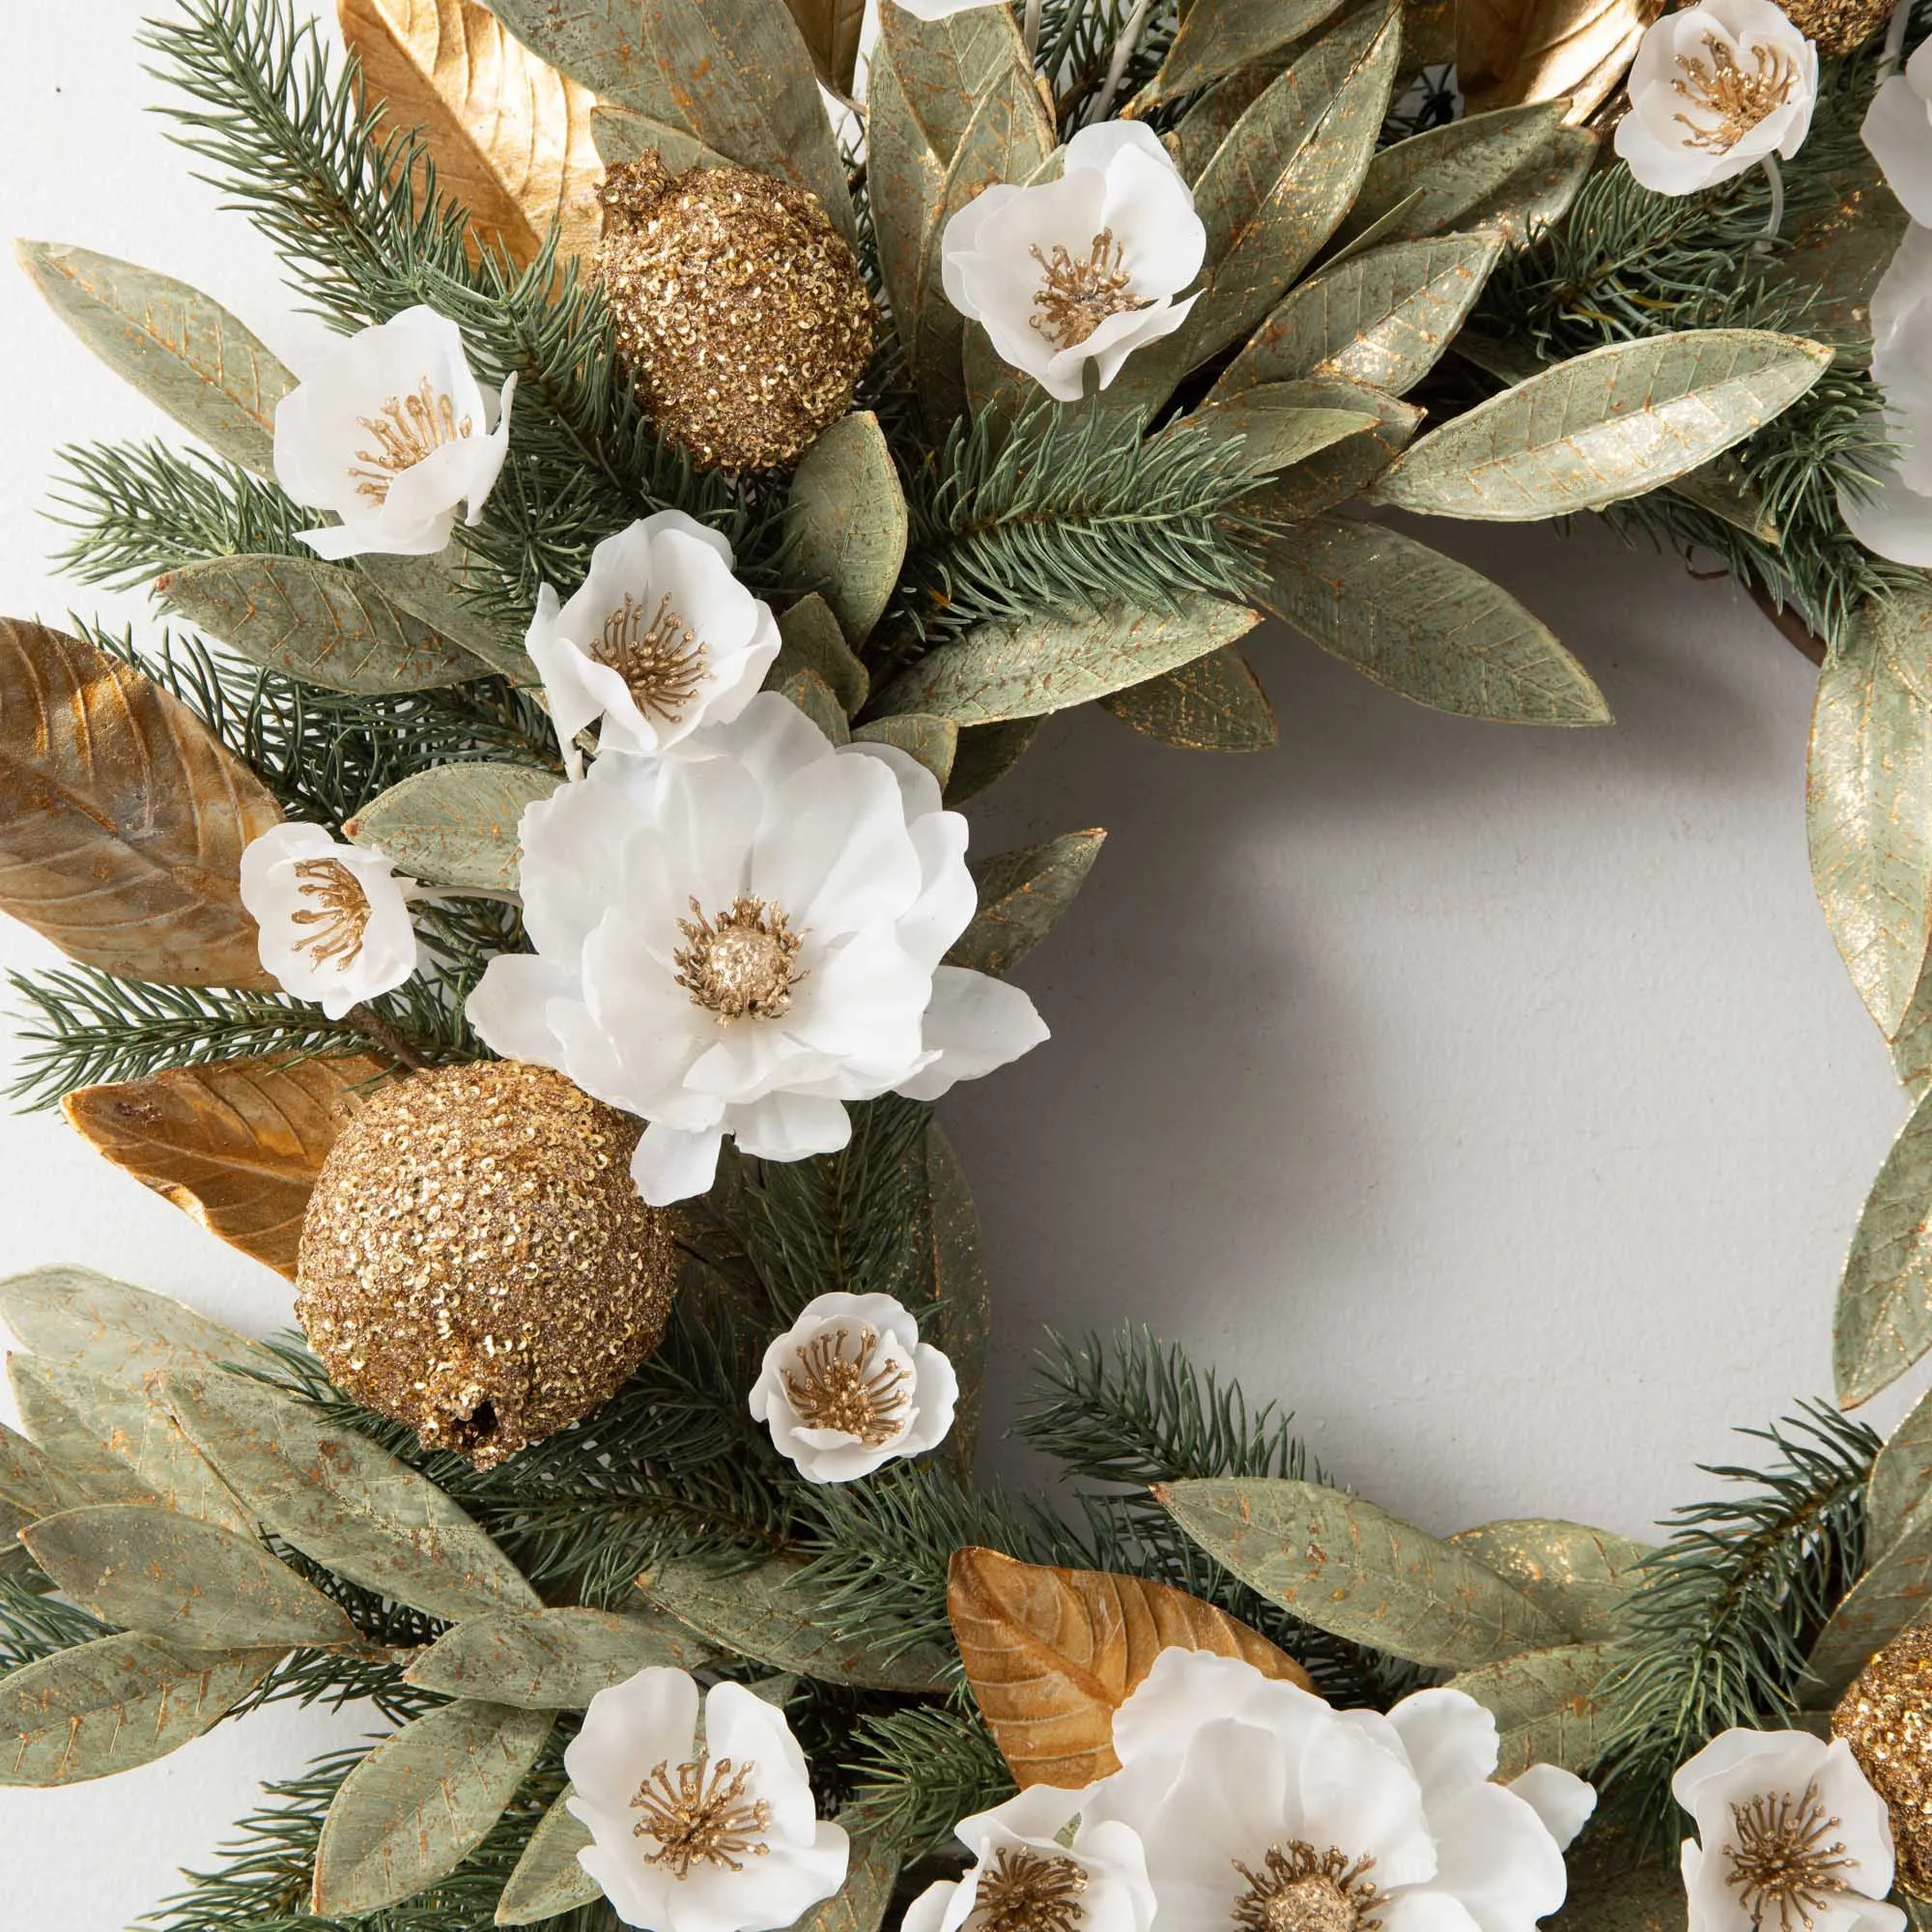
[1456,0,1662,122]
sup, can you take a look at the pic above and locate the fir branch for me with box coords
[1035,0,1176,131]
[844,1700,1017,1858]
[0,1573,111,1673]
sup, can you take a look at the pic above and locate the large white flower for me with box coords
[941,121,1205,403]
[749,1291,958,1484]
[1864,41,1932,224]
[1839,222,1932,562]
[466,692,1047,1206]
[892,0,1003,16]
[526,511,781,769]
[1613,0,1818,194]
[901,1780,1157,1932]
[1674,1729,1903,1932]
[238,822,418,1019]
[564,1668,847,1932]
[274,305,513,560]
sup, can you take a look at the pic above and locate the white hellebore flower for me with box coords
[564,1667,847,1932]
[526,511,781,768]
[749,1292,958,1484]
[892,0,1004,16]
[1839,223,1932,563]
[1674,1729,1904,1932]
[466,692,1048,1206]
[901,1781,1157,1932]
[1613,0,1818,194]
[1084,1651,1595,1932]
[274,304,514,560]
[1864,40,1932,224]
[238,822,418,1020]
[941,120,1205,403]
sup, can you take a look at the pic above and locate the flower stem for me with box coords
[1023,0,1043,56]
[1756,154,1785,250]
[1091,0,1155,125]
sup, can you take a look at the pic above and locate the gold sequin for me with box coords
[1833,1623,1932,1898]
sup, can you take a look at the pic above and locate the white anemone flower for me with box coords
[901,1780,1157,1932]
[1674,1729,1904,1932]
[564,1668,847,1932]
[525,511,781,770]
[748,1292,958,1484]
[1864,40,1932,224]
[238,822,418,1020]
[941,120,1205,403]
[274,304,514,560]
[465,692,1048,1206]
[1839,223,1932,562]
[1612,0,1818,194]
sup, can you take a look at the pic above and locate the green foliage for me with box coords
[844,1699,1016,1858]
[1034,0,1177,131]
[0,1573,110,1674]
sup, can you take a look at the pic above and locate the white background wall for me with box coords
[0,5,1921,1926]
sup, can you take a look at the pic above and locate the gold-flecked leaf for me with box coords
[948,832,1108,979]
[61,1055,388,1279]
[8,1359,160,1507]
[1869,1383,1932,1551]
[945,717,1045,806]
[781,0,868,96]
[1179,390,1380,470]
[1457,0,1661,122]
[851,714,958,788]
[1804,1498,1932,1699]
[496,1787,599,1924]
[356,550,534,682]
[786,412,910,647]
[1447,1520,1653,1640]
[402,1606,703,1707]
[949,1546,1313,1788]
[1244,377,1423,521]
[1100,647,1279,752]
[345,762,561,891]
[1151,0,1349,98]
[476,0,688,123]
[1448,1641,1617,1776]
[791,1822,897,1932]
[590,102,732,173]
[775,594,871,714]
[1834,1079,1932,1406]
[339,0,604,265]
[0,1264,273,1382]
[0,618,282,989]
[778,664,851,743]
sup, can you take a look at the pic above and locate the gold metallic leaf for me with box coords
[61,1055,389,1278]
[781,0,869,98]
[339,0,604,266]
[1456,0,1662,123]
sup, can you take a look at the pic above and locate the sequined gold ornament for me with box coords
[295,1061,676,1467]
[1774,0,1893,55]
[1832,1623,1932,1896]
[593,153,875,473]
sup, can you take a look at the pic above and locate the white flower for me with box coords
[901,1781,1156,1932]
[891,0,1004,16]
[1839,223,1932,562]
[1674,1729,1904,1932]
[941,121,1205,404]
[1083,1652,1593,1932]
[465,692,1047,1206]
[238,822,418,1020]
[564,1667,847,1932]
[1613,0,1818,194]
[1864,41,1932,224]
[749,1292,958,1484]
[274,305,514,560]
[526,511,781,769]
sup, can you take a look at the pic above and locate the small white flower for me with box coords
[565,1667,848,1932]
[274,304,514,560]
[892,0,1004,16]
[466,692,1047,1206]
[1864,40,1932,224]
[1674,1729,1903,1932]
[941,121,1206,403]
[1613,0,1818,194]
[749,1292,957,1484]
[238,822,418,1019]
[1838,223,1932,562]
[901,1780,1156,1932]
[526,511,781,768]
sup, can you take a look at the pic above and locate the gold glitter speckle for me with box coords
[1771,0,1893,57]
[1833,1623,1932,1898]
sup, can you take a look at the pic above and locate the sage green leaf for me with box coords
[1446,1520,1654,1641]
[1167,68,1279,185]
[159,554,491,694]
[22,1502,359,1647]
[1257,517,1610,724]
[476,1,690,124]
[852,715,959,787]
[1836,1079,1932,1406]
[1670,453,1779,544]
[947,831,1107,978]
[356,551,533,682]
[166,1370,539,1623]
[1804,1498,1932,1699]
[1247,379,1422,521]
[786,413,909,646]
[1463,127,1598,243]
[1870,1384,1932,1551]
[907,1124,991,1466]
[1214,233,1505,400]
[791,1822,898,1932]
[1153,0,1348,99]
[402,1606,708,1707]
[777,595,870,716]
[0,1633,279,1786]
[778,665,851,743]
[1100,646,1278,752]
[864,36,945,342]
[344,762,560,892]
[1157,1477,1570,1667]
[7,1359,156,1506]
[14,242,293,477]
[875,596,1261,726]
[1772,157,1908,354]
[636,1554,951,1690]
[945,717,1045,805]
[496,1786,598,1924]
[312,1700,554,1917]
[0,1264,270,1381]
[877,3,1036,165]
[0,1422,89,1520]
[590,103,731,174]
[1448,1640,1616,1776]
[1180,390,1379,471]
[1374,331,1832,519]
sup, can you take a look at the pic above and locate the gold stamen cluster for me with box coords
[633,1751,773,1878]
[1030,227,1151,349]
[1671,34,1797,152]
[1232,1843,1382,1932]
[674,895,806,1023]
[593,591,709,723]
[349,377,472,500]
[1833,1623,1932,1896]
[972,1846,1091,1932]
[1720,1782,1855,1931]
[783,1324,911,1446]
[289,857,373,971]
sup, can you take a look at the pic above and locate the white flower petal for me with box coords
[901,1881,962,1932]
[1508,1763,1597,1852]
[896,965,1049,1101]
[630,1122,724,1205]
[1386,1689,1501,1801]
[1425,1781,1569,1932]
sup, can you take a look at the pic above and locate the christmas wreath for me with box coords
[10,3,1932,1931]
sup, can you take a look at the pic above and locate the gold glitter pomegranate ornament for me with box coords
[1833,1622,1932,1895]
[593,153,875,472]
[295,1061,677,1467]
[1774,0,1893,56]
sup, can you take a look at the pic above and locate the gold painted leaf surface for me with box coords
[782,0,868,97]
[948,1546,1312,1789]
[1458,0,1661,122]
[1100,646,1279,753]
[61,1054,388,1279]
[0,618,282,989]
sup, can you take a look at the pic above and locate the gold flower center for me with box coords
[970,1846,1091,1932]
[349,377,474,501]
[591,592,709,724]
[1722,1782,1856,1932]
[290,858,372,971]
[633,1750,772,1878]
[673,895,806,1023]
[1233,1845,1382,1932]
[1671,34,1797,152]
[1030,227,1151,350]
[783,1324,911,1446]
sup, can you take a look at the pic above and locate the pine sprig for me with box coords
[844,1699,1017,1859]
[0,1573,111,1673]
